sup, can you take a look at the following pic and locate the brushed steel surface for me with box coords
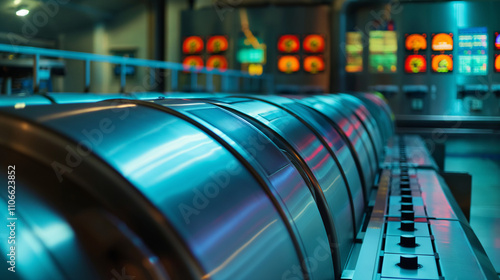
[0,95,53,106]
[0,102,305,280]
[46,93,134,104]
[334,93,385,162]
[384,236,434,255]
[387,205,426,218]
[154,98,335,280]
[351,169,391,280]
[0,177,98,280]
[389,196,424,207]
[243,95,366,232]
[0,110,185,279]
[353,93,395,143]
[386,221,430,237]
[314,95,379,176]
[417,170,458,220]
[290,95,375,196]
[381,254,439,280]
[202,97,355,273]
[431,220,490,280]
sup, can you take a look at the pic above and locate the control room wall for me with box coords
[57,3,151,93]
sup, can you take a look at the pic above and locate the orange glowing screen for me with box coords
[404,55,426,73]
[495,55,500,72]
[405,34,427,51]
[432,54,453,73]
[304,56,325,74]
[278,56,300,73]
[182,36,204,54]
[182,56,204,70]
[206,55,228,71]
[278,35,300,53]
[432,33,453,51]
[207,36,228,53]
[303,35,325,53]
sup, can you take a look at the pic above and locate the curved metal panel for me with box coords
[151,98,334,280]
[242,95,365,232]
[0,95,53,107]
[313,95,378,181]
[333,93,385,162]
[290,95,375,197]
[0,117,176,280]
[45,93,135,104]
[201,97,355,275]
[0,170,98,280]
[352,93,395,144]
[0,102,303,280]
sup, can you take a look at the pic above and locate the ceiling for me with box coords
[0,0,144,40]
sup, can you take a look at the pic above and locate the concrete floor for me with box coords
[443,135,500,274]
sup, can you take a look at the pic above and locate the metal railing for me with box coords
[0,43,273,94]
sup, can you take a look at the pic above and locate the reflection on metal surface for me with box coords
[0,93,496,280]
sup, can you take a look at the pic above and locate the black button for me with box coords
[401,203,413,211]
[401,189,412,196]
[401,210,415,221]
[400,221,415,232]
[401,195,413,203]
[399,255,419,270]
[400,183,410,188]
[400,235,417,248]
[400,182,410,189]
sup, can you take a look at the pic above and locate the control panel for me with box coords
[341,0,500,119]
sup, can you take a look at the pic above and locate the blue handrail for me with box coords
[0,43,273,94]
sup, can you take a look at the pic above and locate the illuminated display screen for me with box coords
[345,32,363,73]
[278,35,300,53]
[304,56,325,74]
[278,55,300,73]
[237,34,266,64]
[496,33,500,50]
[458,27,488,75]
[248,64,263,76]
[405,34,427,51]
[206,55,228,71]
[207,36,228,53]
[369,31,397,73]
[237,49,264,63]
[458,27,487,75]
[182,56,204,70]
[432,54,453,73]
[495,55,500,72]
[405,55,427,73]
[432,33,453,51]
[182,36,204,54]
[303,34,325,53]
